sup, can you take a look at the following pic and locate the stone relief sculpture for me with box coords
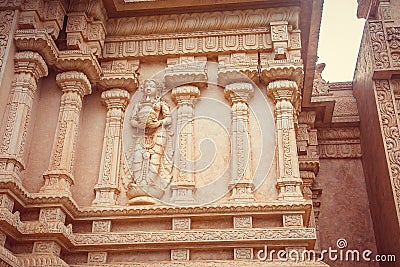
[312,63,330,95]
[126,79,174,205]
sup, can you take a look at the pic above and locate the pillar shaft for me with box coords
[171,85,200,203]
[93,89,130,206]
[225,82,254,201]
[0,51,47,179]
[41,71,91,195]
[267,80,303,200]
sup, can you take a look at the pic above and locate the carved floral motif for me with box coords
[387,27,400,67]
[369,21,390,69]
[374,80,400,215]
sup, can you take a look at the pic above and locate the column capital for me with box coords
[171,85,200,103]
[261,65,303,90]
[267,80,299,103]
[101,88,130,110]
[14,51,48,80]
[56,71,91,97]
[224,82,254,104]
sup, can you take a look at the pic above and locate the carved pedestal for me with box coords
[0,51,48,181]
[224,82,255,202]
[267,79,303,200]
[41,71,91,195]
[93,89,130,206]
[171,85,200,203]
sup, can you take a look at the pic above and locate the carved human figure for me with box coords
[312,63,330,95]
[126,79,173,204]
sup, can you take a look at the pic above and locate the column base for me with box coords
[170,186,195,204]
[229,183,254,202]
[92,187,119,206]
[277,177,304,200]
[0,157,24,183]
[40,171,73,196]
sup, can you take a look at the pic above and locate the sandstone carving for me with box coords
[0,0,393,266]
[126,79,174,205]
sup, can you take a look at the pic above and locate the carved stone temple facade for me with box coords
[0,0,398,266]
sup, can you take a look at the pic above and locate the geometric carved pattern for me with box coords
[33,241,61,256]
[283,214,303,227]
[171,249,189,261]
[234,248,253,260]
[92,220,111,233]
[88,252,107,264]
[172,218,191,230]
[73,228,316,246]
[233,216,252,229]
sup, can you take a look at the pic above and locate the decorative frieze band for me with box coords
[106,8,300,36]
[317,127,362,159]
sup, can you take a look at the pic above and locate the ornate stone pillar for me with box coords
[92,89,130,206]
[224,82,254,201]
[170,85,200,203]
[0,51,48,181]
[41,71,91,195]
[267,79,303,200]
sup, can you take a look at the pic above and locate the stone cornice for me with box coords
[164,62,207,89]
[14,29,59,65]
[14,29,102,83]
[0,178,313,220]
[0,203,315,249]
[56,51,102,82]
[98,59,139,91]
[106,7,299,37]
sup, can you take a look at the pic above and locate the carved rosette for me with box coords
[224,82,255,202]
[93,89,130,206]
[0,51,48,180]
[266,78,303,200]
[41,71,91,195]
[171,85,200,203]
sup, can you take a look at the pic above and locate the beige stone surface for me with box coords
[0,0,398,266]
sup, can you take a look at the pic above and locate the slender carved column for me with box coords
[92,89,130,206]
[224,82,255,201]
[171,85,200,203]
[267,80,303,200]
[0,51,48,181]
[41,71,91,195]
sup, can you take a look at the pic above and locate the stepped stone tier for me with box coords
[0,0,398,266]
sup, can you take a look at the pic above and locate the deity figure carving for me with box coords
[312,63,330,95]
[126,79,174,205]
